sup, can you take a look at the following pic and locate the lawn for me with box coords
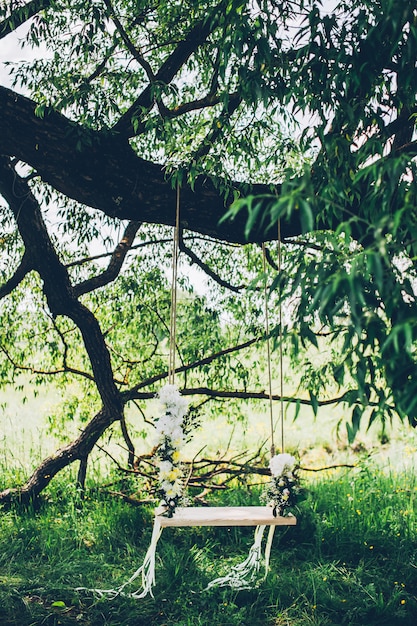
[1,383,417,625]
[0,464,416,625]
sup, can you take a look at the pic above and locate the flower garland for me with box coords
[262,452,300,517]
[153,384,192,517]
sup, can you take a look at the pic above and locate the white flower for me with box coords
[155,415,171,435]
[159,459,173,472]
[158,383,180,404]
[158,460,173,478]
[158,384,189,416]
[167,480,183,497]
[269,453,296,477]
[154,384,191,511]
[170,426,184,444]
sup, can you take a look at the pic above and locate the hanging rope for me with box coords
[262,243,275,459]
[168,183,181,385]
[262,219,285,458]
[277,219,285,455]
[205,524,276,590]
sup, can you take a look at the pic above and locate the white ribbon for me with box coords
[205,524,276,590]
[76,517,163,599]
[77,519,277,598]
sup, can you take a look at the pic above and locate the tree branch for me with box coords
[0,156,122,414]
[164,90,241,120]
[0,252,32,299]
[189,93,242,163]
[74,220,142,296]
[124,336,260,399]
[103,0,156,83]
[0,85,292,245]
[180,387,348,407]
[179,231,243,293]
[112,5,226,138]
[0,343,95,382]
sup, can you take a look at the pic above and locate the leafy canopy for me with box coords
[1,0,417,454]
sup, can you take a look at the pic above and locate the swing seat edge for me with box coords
[154,505,297,527]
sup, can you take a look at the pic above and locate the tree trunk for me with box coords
[0,406,117,505]
[0,156,125,505]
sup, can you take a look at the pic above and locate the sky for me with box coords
[0,20,35,89]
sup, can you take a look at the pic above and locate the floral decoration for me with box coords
[153,384,193,517]
[262,452,300,517]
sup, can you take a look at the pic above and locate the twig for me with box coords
[299,463,357,472]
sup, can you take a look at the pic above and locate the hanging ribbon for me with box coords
[205,524,276,590]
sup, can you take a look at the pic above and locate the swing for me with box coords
[82,186,298,599]
[153,218,296,532]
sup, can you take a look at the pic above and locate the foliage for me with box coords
[224,0,417,433]
[1,0,417,501]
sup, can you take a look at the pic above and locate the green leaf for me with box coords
[309,390,318,416]
[51,601,66,609]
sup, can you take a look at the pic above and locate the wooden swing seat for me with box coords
[155,506,297,528]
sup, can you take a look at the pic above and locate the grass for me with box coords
[1,380,417,625]
[0,461,416,626]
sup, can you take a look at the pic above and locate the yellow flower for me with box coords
[168,467,182,481]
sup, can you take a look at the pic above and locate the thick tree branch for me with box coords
[0,405,116,504]
[0,86,292,245]
[0,157,122,414]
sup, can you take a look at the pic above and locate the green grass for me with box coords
[0,463,416,626]
[1,379,417,625]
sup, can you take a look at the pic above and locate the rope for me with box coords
[168,183,181,385]
[262,219,285,458]
[262,243,275,459]
[205,524,269,589]
[278,219,284,454]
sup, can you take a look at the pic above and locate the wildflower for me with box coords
[262,453,301,517]
[269,453,296,477]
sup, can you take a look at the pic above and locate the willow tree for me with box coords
[1,0,417,503]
